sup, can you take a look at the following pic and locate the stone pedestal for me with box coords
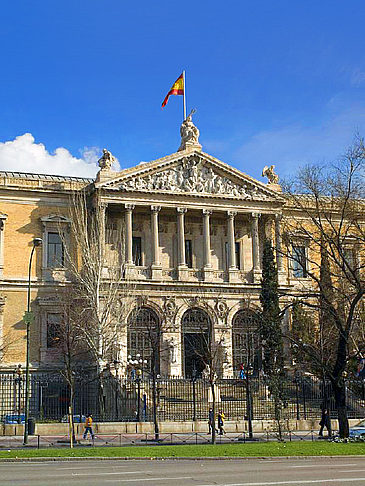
[202,267,214,282]
[151,265,163,280]
[177,265,189,281]
[253,269,262,284]
[124,264,138,280]
[228,268,240,283]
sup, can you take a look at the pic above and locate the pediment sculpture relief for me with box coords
[118,156,270,200]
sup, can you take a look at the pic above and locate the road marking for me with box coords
[290,463,357,468]
[339,469,365,473]
[197,479,365,486]
[105,476,192,482]
[58,465,129,470]
[72,471,153,476]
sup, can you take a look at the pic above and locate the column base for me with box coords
[253,269,262,283]
[151,265,163,280]
[278,271,287,285]
[228,268,240,283]
[124,264,138,279]
[177,265,189,281]
[202,266,214,282]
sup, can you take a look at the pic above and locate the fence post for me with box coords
[37,434,40,449]
[302,381,307,420]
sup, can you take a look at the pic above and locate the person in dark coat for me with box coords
[208,408,214,434]
[319,406,332,438]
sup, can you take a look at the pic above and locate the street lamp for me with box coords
[127,354,147,422]
[23,237,42,445]
[14,364,23,424]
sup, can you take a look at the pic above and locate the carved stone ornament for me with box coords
[137,295,148,307]
[98,148,117,170]
[118,155,270,200]
[163,297,176,319]
[215,299,228,319]
[178,110,201,151]
[262,165,279,184]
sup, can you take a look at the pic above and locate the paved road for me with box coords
[1,457,365,485]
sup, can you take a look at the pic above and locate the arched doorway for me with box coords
[182,308,211,378]
[127,307,160,374]
[232,310,261,375]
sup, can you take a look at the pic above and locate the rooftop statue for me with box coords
[98,148,117,170]
[178,109,201,151]
[262,165,279,184]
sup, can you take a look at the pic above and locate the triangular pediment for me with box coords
[95,150,284,202]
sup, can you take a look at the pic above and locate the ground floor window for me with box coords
[182,308,211,378]
[232,310,261,375]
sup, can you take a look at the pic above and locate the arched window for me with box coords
[232,310,261,374]
[182,308,211,377]
[127,307,160,373]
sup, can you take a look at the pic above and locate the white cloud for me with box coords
[0,134,104,177]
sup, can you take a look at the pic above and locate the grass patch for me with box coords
[0,441,364,459]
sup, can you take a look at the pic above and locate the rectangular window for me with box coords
[185,239,193,268]
[292,245,307,278]
[47,232,64,267]
[344,247,356,272]
[47,313,61,348]
[132,236,142,266]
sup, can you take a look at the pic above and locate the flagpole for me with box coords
[183,70,186,121]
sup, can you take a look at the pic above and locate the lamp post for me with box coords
[14,364,23,424]
[23,237,42,445]
[127,354,147,422]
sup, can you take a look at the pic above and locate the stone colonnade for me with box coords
[120,204,283,282]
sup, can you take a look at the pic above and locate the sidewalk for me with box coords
[0,430,334,449]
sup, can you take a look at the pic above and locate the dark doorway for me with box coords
[184,332,208,377]
[182,308,211,378]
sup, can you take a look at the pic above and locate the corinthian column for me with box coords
[151,206,161,266]
[203,209,212,268]
[227,211,237,269]
[125,204,134,265]
[151,205,162,280]
[251,212,261,282]
[177,207,187,267]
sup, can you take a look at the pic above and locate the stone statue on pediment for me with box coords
[98,148,116,170]
[262,165,279,184]
[178,110,202,151]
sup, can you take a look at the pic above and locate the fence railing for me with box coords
[0,372,364,423]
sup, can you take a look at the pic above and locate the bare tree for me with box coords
[282,135,365,437]
[59,189,135,417]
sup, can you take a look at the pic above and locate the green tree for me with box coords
[260,239,285,439]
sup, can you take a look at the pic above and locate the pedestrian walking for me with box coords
[83,414,95,440]
[319,405,332,438]
[217,409,225,435]
[208,408,214,434]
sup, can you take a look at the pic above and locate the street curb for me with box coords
[0,455,364,462]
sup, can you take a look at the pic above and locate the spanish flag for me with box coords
[161,73,184,108]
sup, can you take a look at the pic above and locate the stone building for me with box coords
[1,118,358,378]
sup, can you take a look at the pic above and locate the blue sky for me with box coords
[0,0,364,180]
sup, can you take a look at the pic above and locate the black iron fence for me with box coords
[0,371,364,423]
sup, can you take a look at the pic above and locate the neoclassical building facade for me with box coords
[0,119,320,377]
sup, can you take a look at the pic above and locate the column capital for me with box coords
[275,212,283,222]
[227,210,237,218]
[251,212,260,219]
[151,205,161,213]
[203,209,213,216]
[125,204,135,211]
[177,207,187,214]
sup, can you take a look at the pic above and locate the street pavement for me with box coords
[1,457,365,485]
[0,431,331,449]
